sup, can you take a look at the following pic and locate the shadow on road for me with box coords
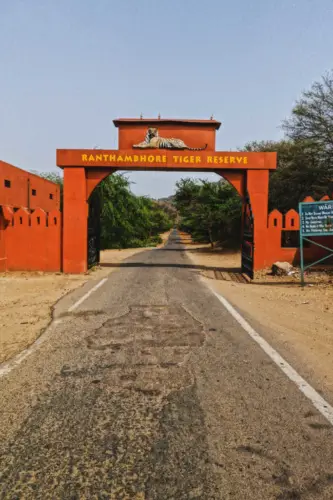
[100,262,242,273]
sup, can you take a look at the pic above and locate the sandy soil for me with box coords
[181,233,333,399]
[0,233,171,365]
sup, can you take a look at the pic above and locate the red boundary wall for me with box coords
[265,195,333,268]
[0,206,62,272]
[0,160,60,211]
[0,161,62,272]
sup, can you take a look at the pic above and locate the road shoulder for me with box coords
[0,247,157,364]
[183,240,333,403]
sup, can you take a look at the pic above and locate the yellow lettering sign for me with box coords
[80,152,250,167]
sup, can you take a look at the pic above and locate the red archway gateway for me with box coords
[56,118,276,275]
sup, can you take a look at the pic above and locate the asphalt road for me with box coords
[1,230,333,499]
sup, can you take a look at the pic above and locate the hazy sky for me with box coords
[1,0,332,197]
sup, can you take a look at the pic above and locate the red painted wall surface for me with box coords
[265,198,333,268]
[1,206,62,272]
[0,213,6,271]
[113,118,221,151]
[0,161,62,272]
[0,161,60,211]
[57,149,277,171]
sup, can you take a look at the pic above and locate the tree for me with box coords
[35,171,175,248]
[98,174,175,249]
[36,171,63,185]
[243,72,333,211]
[174,179,242,247]
[244,138,333,212]
[283,72,333,159]
[283,72,333,197]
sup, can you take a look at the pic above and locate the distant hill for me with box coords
[157,195,175,205]
[153,195,178,222]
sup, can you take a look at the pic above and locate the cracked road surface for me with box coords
[1,230,333,499]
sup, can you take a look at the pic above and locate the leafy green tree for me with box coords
[174,179,242,247]
[283,72,333,159]
[244,138,333,212]
[35,171,175,248]
[243,72,333,211]
[98,174,175,249]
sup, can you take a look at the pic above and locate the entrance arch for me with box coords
[57,118,276,275]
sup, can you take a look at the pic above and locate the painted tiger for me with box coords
[133,128,207,150]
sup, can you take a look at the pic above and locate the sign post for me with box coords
[299,200,333,286]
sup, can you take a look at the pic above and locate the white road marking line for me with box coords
[0,277,109,378]
[68,277,108,312]
[0,322,58,378]
[209,287,333,426]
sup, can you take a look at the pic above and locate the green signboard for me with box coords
[300,200,333,236]
[299,200,333,286]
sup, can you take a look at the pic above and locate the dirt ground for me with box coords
[0,232,170,365]
[180,232,333,399]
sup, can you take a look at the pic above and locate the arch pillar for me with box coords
[63,167,88,274]
[86,168,115,200]
[247,169,269,270]
[215,169,269,271]
[63,167,116,273]
[216,170,245,198]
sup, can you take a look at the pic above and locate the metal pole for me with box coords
[299,204,305,287]
[300,232,305,287]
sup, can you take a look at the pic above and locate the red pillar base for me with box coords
[63,167,88,273]
[247,170,269,270]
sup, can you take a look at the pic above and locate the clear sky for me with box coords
[1,0,332,198]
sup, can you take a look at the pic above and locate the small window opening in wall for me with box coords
[37,216,40,225]
[54,217,57,225]
[274,218,278,227]
[4,179,11,188]
[291,219,294,227]
[20,217,23,224]
[32,189,36,196]
[49,193,53,200]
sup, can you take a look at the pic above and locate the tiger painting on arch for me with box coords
[133,128,207,151]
